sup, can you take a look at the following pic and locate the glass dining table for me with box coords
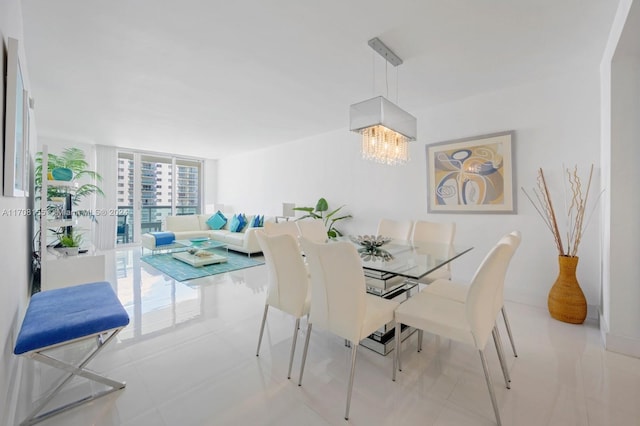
[342,236,474,355]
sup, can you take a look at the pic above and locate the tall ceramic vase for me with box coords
[547,255,587,324]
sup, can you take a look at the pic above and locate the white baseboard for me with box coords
[586,304,599,323]
[599,311,608,345]
[599,311,640,358]
[506,291,600,323]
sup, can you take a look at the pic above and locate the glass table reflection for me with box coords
[351,239,473,281]
[342,236,473,355]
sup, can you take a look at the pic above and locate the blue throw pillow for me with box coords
[236,213,247,232]
[206,211,227,230]
[251,214,262,228]
[229,214,240,232]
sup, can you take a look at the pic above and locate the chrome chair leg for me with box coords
[502,306,518,357]
[393,322,402,381]
[345,342,358,420]
[479,349,502,426]
[298,323,312,386]
[417,329,423,352]
[492,326,511,388]
[288,318,300,379]
[256,305,269,356]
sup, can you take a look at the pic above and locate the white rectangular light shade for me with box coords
[282,202,296,217]
[349,96,417,140]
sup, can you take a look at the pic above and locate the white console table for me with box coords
[41,252,106,291]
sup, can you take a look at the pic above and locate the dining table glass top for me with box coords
[343,236,473,280]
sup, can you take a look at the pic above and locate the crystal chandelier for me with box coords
[349,38,416,166]
[360,124,410,165]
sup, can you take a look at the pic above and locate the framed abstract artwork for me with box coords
[426,131,516,214]
[3,37,29,197]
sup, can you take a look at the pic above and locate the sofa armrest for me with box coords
[242,228,263,253]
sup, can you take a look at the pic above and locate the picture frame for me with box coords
[426,131,516,214]
[3,37,29,197]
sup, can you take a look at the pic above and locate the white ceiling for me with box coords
[21,0,619,159]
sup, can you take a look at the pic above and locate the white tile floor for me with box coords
[15,247,640,426]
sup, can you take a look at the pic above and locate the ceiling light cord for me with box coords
[385,60,389,98]
[372,51,376,96]
[396,67,399,104]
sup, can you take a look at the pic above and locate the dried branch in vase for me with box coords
[522,164,602,257]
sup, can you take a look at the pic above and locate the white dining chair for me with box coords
[393,240,516,426]
[297,237,400,420]
[296,219,327,243]
[376,218,413,242]
[424,231,521,357]
[411,220,456,284]
[264,220,300,239]
[255,231,311,379]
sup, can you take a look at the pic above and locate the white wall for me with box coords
[218,69,602,316]
[600,0,640,357]
[0,1,33,424]
[610,56,640,349]
[203,158,218,210]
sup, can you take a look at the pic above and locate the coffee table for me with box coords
[170,238,228,267]
[174,238,227,251]
[172,251,227,267]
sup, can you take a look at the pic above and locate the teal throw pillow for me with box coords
[229,214,240,232]
[206,211,227,230]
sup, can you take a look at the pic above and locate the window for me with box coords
[116,150,203,246]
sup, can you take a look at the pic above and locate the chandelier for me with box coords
[349,38,416,166]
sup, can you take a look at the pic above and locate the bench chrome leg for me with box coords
[20,328,126,426]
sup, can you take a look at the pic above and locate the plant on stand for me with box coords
[521,164,602,324]
[293,197,352,239]
[58,229,83,256]
[32,147,104,289]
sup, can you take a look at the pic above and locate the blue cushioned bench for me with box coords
[14,281,130,425]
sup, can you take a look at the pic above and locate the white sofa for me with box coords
[141,214,265,256]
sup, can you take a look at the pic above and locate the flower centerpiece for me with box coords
[521,164,601,324]
[349,235,392,250]
[350,235,394,261]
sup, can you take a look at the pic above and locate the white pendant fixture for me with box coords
[349,38,416,166]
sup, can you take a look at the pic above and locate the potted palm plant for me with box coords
[35,147,104,205]
[293,197,352,239]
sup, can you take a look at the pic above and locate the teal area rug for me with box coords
[141,248,264,282]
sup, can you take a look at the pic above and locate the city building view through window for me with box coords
[116,152,202,244]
